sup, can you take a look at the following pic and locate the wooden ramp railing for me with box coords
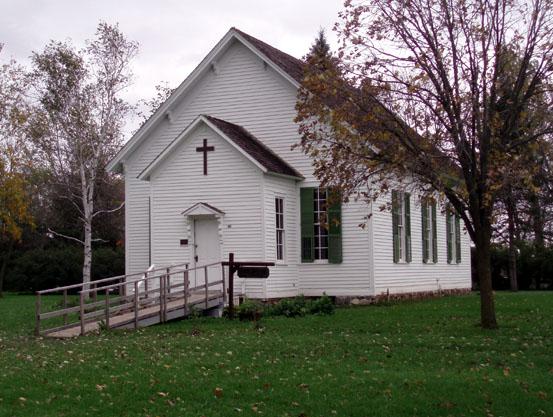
[35,261,226,338]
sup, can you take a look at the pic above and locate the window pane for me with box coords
[312,187,329,260]
[275,198,284,260]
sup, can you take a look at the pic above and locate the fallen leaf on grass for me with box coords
[438,401,455,409]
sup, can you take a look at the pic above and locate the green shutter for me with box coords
[328,188,342,264]
[455,214,462,263]
[392,190,400,263]
[300,188,315,262]
[432,202,438,263]
[446,208,452,264]
[404,193,412,263]
[421,200,429,263]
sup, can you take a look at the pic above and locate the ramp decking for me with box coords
[36,262,226,338]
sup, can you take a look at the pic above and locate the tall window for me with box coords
[275,197,284,261]
[392,190,412,263]
[421,199,438,263]
[313,188,328,260]
[446,207,462,264]
[300,187,342,264]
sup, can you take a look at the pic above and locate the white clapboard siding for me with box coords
[298,193,373,297]
[122,33,472,299]
[371,193,472,295]
[150,124,266,298]
[263,175,300,298]
[123,40,313,277]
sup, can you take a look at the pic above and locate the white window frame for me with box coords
[397,191,407,262]
[448,210,459,263]
[424,201,436,263]
[275,196,285,262]
[313,188,328,261]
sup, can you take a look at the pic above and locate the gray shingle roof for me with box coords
[205,115,302,178]
[233,28,304,84]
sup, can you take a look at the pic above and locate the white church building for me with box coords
[107,28,471,300]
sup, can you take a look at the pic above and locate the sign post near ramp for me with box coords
[222,253,274,319]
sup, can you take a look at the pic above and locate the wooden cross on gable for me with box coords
[196,139,215,175]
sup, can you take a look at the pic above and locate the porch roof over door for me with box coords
[181,202,225,217]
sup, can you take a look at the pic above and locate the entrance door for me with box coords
[193,217,220,286]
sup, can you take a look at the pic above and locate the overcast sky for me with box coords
[1,0,343,135]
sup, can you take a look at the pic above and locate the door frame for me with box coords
[186,213,224,269]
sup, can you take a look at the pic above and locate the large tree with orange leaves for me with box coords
[296,1,553,328]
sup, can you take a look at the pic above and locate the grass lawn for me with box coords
[0,292,552,417]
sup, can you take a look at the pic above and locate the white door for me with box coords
[193,217,220,287]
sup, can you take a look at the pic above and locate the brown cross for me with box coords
[196,139,215,175]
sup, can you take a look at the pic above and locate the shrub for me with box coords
[91,246,125,280]
[267,295,309,317]
[268,295,308,317]
[308,294,335,315]
[472,243,553,290]
[236,298,263,321]
[4,245,124,293]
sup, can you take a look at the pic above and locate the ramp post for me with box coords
[184,267,189,313]
[80,292,85,335]
[134,280,139,329]
[204,266,209,309]
[35,292,41,336]
[228,253,235,319]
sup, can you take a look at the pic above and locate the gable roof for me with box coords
[107,27,304,173]
[204,116,302,179]
[138,115,303,181]
[232,28,304,83]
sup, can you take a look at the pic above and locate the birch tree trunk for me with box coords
[82,209,93,298]
[29,23,137,293]
[80,162,95,298]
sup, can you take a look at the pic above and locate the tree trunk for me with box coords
[529,192,544,247]
[506,192,518,291]
[528,192,543,290]
[475,224,498,329]
[82,215,92,300]
[80,164,95,300]
[0,240,14,298]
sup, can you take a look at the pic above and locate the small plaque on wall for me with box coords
[180,239,188,246]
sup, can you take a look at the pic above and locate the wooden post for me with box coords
[228,253,235,319]
[134,280,139,330]
[144,272,149,299]
[105,289,110,329]
[204,266,209,309]
[166,267,171,295]
[159,275,164,322]
[222,263,226,304]
[80,292,85,336]
[63,289,68,325]
[184,268,189,313]
[92,282,97,303]
[35,293,41,336]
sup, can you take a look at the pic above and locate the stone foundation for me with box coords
[335,288,472,306]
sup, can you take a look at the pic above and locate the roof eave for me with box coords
[266,171,304,181]
[137,115,270,181]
